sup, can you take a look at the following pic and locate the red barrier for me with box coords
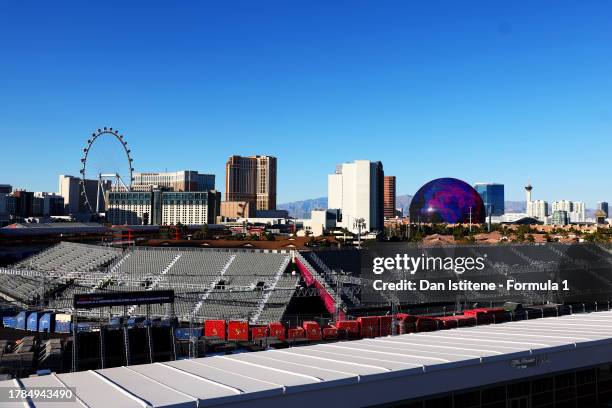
[464,308,508,324]
[204,320,226,340]
[250,326,268,341]
[227,321,249,341]
[288,327,305,339]
[322,327,338,340]
[357,316,380,338]
[268,322,286,341]
[434,316,458,329]
[302,321,322,341]
[334,320,360,338]
[379,316,393,336]
[415,317,440,332]
[436,315,477,329]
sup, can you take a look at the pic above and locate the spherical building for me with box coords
[409,178,486,224]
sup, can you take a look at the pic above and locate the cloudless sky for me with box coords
[1,1,611,207]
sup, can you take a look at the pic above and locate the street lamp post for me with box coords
[353,218,366,249]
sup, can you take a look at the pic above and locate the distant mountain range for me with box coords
[278,197,328,219]
[279,198,596,219]
[278,195,415,219]
[504,201,526,213]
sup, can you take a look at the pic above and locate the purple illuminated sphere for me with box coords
[409,178,486,224]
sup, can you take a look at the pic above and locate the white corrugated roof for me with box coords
[1,310,612,407]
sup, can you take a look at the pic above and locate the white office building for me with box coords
[527,200,548,221]
[328,160,384,234]
[551,200,586,223]
[570,201,586,223]
[552,200,573,213]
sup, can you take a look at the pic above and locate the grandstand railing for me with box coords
[295,253,346,318]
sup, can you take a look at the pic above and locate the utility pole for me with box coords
[468,206,472,233]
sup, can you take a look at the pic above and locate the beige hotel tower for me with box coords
[225,155,277,211]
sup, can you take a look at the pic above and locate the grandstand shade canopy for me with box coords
[2,311,612,407]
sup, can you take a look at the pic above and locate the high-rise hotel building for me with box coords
[225,155,277,211]
[132,171,215,192]
[328,160,384,233]
[383,176,396,219]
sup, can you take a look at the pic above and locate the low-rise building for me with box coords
[220,201,254,218]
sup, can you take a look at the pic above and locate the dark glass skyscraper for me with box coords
[474,183,505,216]
[598,201,609,218]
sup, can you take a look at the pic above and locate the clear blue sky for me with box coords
[1,1,610,207]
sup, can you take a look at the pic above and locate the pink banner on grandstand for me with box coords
[295,258,316,286]
[295,258,343,318]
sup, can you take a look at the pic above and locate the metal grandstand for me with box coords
[2,241,612,324]
[0,242,299,324]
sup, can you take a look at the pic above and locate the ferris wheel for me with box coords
[80,127,134,214]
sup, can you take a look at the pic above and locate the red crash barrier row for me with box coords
[202,306,524,345]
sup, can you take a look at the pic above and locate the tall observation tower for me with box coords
[525,183,533,218]
[525,183,533,204]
